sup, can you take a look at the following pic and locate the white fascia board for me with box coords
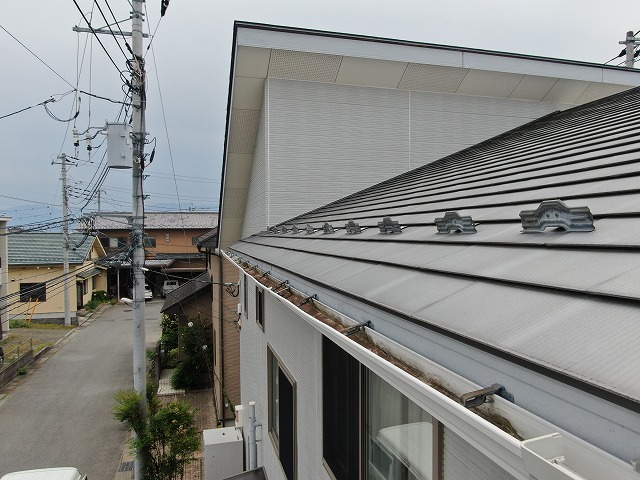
[225,251,639,480]
[236,26,640,86]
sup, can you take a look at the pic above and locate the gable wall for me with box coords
[241,78,567,236]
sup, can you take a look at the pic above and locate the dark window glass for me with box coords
[268,348,296,480]
[323,337,360,480]
[256,287,264,330]
[143,236,156,248]
[19,283,46,302]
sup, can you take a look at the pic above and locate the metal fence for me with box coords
[0,338,33,370]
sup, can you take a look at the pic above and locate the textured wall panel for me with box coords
[228,109,261,154]
[443,428,517,480]
[268,49,342,83]
[267,79,411,226]
[409,90,563,169]
[239,272,330,480]
[242,103,268,237]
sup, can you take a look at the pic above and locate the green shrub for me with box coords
[114,390,200,480]
[170,319,213,391]
[9,319,31,329]
[17,367,29,375]
[164,348,179,369]
[91,290,110,302]
[160,314,179,351]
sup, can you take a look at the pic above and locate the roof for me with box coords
[219,22,640,250]
[9,233,99,266]
[90,211,218,231]
[223,468,267,480]
[161,272,212,314]
[230,86,640,408]
[196,228,218,249]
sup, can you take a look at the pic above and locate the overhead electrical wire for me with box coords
[0,24,75,88]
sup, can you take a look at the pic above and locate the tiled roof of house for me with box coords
[91,211,218,230]
[9,232,98,265]
[230,86,640,408]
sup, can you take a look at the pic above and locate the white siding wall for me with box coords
[240,274,331,480]
[241,78,566,235]
[242,99,269,238]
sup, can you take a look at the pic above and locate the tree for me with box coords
[114,388,201,480]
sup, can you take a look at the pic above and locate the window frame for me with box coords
[267,346,297,480]
[243,274,249,319]
[255,286,264,330]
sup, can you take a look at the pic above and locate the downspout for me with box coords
[217,249,225,426]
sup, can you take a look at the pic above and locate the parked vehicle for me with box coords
[0,467,87,480]
[127,284,153,300]
[162,280,180,297]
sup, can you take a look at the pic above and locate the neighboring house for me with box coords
[211,23,640,480]
[0,217,10,338]
[7,232,107,323]
[87,211,218,297]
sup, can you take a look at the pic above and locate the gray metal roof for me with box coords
[160,272,212,314]
[9,233,98,265]
[91,211,218,230]
[230,87,640,406]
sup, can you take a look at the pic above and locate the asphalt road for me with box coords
[0,299,163,479]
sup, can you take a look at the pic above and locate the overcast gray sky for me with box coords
[0,0,636,226]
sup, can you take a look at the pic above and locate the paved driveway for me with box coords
[0,299,163,479]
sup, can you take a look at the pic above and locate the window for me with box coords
[143,236,156,248]
[108,237,118,248]
[366,371,434,480]
[19,283,46,302]
[256,286,264,330]
[323,337,360,480]
[268,347,296,480]
[322,338,436,480]
[117,237,128,248]
[165,233,171,243]
[83,279,89,295]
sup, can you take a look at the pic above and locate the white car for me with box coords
[128,284,153,300]
[1,467,87,480]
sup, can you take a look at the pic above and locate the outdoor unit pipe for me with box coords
[248,401,262,470]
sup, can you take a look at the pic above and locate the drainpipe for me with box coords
[248,401,261,469]
[218,250,225,425]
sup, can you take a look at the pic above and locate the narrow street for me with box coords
[0,300,163,480]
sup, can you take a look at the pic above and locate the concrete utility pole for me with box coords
[59,154,72,326]
[619,30,639,68]
[130,1,147,479]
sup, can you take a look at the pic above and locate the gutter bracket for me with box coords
[343,320,371,336]
[297,294,317,307]
[460,383,514,408]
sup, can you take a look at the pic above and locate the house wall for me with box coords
[0,218,9,336]
[7,263,107,321]
[7,265,77,321]
[99,228,210,255]
[241,273,330,480]
[241,79,568,237]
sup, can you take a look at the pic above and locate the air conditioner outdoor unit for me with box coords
[203,427,244,480]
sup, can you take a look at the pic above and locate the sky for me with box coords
[0,0,637,228]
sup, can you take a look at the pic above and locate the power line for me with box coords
[0,24,75,88]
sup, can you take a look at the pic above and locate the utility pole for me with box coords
[59,154,72,327]
[619,30,639,68]
[130,2,147,479]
